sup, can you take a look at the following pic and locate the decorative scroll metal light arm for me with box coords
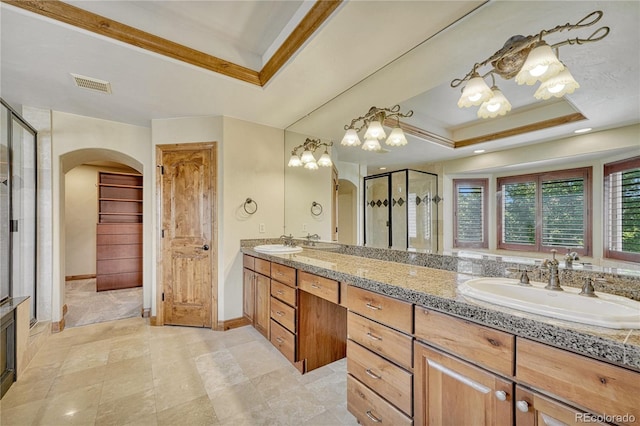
[290,138,333,156]
[343,105,414,132]
[450,10,609,88]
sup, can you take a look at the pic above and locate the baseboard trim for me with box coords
[62,304,68,317]
[215,316,251,331]
[65,274,96,281]
[51,318,65,333]
[141,308,150,318]
[150,316,159,326]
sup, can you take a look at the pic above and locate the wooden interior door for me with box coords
[159,143,216,327]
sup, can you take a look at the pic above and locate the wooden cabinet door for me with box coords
[254,273,270,338]
[515,386,607,426]
[414,342,513,426]
[243,269,255,323]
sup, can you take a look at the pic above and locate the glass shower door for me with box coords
[365,176,389,248]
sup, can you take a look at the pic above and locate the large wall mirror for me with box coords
[283,1,639,261]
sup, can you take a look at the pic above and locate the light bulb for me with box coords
[317,151,332,167]
[515,42,564,85]
[529,64,549,77]
[386,127,408,146]
[362,138,381,151]
[477,87,511,119]
[341,128,361,146]
[547,83,565,94]
[304,160,318,170]
[534,67,579,100]
[468,93,482,102]
[457,75,493,107]
[364,121,386,140]
[487,103,501,113]
[288,155,302,167]
[300,150,315,164]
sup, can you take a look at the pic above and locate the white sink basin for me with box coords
[253,244,303,254]
[460,278,640,329]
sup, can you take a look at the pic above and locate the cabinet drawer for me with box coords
[414,306,514,377]
[271,263,296,287]
[243,255,255,270]
[347,340,413,416]
[270,319,295,364]
[516,338,640,425]
[271,280,297,307]
[270,297,296,333]
[347,375,412,426]
[255,258,271,276]
[298,271,339,304]
[348,312,413,370]
[346,286,413,334]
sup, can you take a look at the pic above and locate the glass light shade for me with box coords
[300,150,315,164]
[515,43,564,85]
[477,87,512,118]
[341,128,361,146]
[288,154,302,167]
[457,75,493,107]
[304,160,318,170]
[361,138,381,151]
[386,127,408,146]
[317,151,332,167]
[534,67,580,100]
[363,121,386,140]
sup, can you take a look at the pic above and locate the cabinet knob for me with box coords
[202,244,209,251]
[516,400,530,412]
[495,390,507,401]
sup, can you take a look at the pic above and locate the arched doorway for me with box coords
[59,149,145,328]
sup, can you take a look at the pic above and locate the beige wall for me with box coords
[441,124,640,266]
[64,164,137,277]
[52,111,152,323]
[152,115,285,321]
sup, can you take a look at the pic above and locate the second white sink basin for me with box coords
[253,244,303,254]
[459,278,640,329]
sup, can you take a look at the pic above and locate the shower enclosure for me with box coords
[364,169,439,252]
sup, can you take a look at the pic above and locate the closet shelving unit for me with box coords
[96,171,143,291]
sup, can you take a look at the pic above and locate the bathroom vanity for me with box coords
[241,243,640,426]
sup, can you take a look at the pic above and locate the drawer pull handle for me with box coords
[275,337,284,344]
[276,290,284,295]
[276,311,285,316]
[311,283,321,289]
[516,400,529,413]
[366,332,382,341]
[365,410,382,423]
[365,368,381,380]
[276,272,284,276]
[366,303,382,311]
[495,390,507,401]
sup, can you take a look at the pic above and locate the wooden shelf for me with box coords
[96,171,143,291]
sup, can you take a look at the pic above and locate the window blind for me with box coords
[542,177,585,248]
[454,179,488,248]
[502,181,536,245]
[605,158,640,261]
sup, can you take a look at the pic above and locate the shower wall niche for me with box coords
[364,169,439,252]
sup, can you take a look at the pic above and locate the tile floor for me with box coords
[65,279,143,328]
[0,318,357,425]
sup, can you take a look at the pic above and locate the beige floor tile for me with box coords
[196,350,250,397]
[303,409,347,426]
[266,386,326,424]
[208,380,273,422]
[0,396,46,425]
[153,372,208,412]
[156,395,219,426]
[251,366,305,402]
[48,365,107,396]
[105,354,152,379]
[108,338,151,363]
[100,369,154,404]
[228,340,291,379]
[34,383,102,425]
[187,336,226,358]
[2,376,52,408]
[95,388,156,426]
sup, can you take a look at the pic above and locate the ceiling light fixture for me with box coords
[342,105,414,150]
[451,11,609,119]
[288,138,333,170]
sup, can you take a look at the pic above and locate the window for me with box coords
[453,179,488,248]
[604,157,640,262]
[497,167,592,255]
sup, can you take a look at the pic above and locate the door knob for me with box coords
[495,390,507,401]
[202,244,210,251]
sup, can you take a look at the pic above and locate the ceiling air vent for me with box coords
[71,73,112,94]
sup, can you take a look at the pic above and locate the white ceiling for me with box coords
[1,1,638,170]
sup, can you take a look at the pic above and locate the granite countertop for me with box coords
[0,296,29,319]
[241,247,640,372]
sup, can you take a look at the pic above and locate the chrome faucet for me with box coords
[506,266,532,286]
[303,233,320,246]
[579,277,597,297]
[279,234,295,247]
[564,249,579,268]
[541,249,563,291]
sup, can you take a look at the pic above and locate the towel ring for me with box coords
[311,201,323,216]
[244,198,258,215]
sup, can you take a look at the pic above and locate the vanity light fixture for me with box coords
[341,105,413,150]
[288,138,333,170]
[451,10,609,119]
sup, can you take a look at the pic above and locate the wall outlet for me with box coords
[259,223,265,233]
[302,223,308,232]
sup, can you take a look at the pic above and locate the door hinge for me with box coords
[161,229,165,238]
[9,220,18,233]
[157,165,164,175]
[162,292,165,301]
